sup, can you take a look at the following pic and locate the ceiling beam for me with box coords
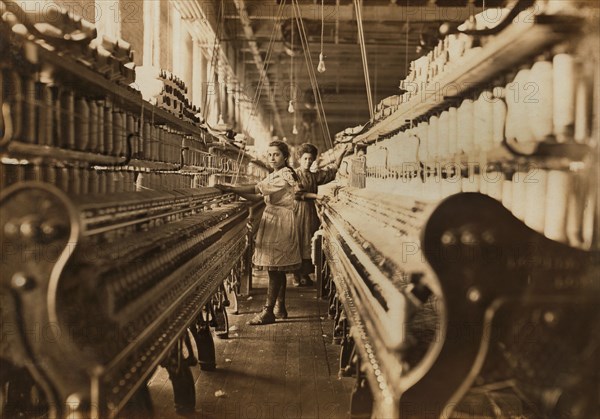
[248,20,430,40]
[266,86,404,96]
[238,41,422,53]
[279,48,415,56]
[226,4,474,23]
[255,58,414,68]
[243,87,406,104]
[235,38,422,47]
[242,74,413,85]
[276,95,402,107]
[235,84,399,97]
[243,63,417,73]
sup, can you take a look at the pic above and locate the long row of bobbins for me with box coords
[0,66,204,165]
[373,4,492,122]
[0,1,266,200]
[0,163,205,194]
[364,39,596,249]
[135,172,198,191]
[155,69,200,124]
[0,3,135,85]
[0,164,137,194]
[135,67,201,124]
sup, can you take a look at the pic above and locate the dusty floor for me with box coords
[148,271,353,419]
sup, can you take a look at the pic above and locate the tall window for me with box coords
[143,0,160,67]
[182,34,193,91]
[170,4,182,76]
[95,0,120,40]
[170,4,193,91]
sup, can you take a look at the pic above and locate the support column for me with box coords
[192,39,204,109]
[228,83,235,127]
[219,67,227,125]
[207,57,219,126]
[200,50,209,119]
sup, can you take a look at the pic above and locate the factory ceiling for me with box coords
[205,0,505,149]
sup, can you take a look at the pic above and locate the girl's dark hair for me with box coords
[297,143,318,160]
[269,140,290,159]
[268,140,299,181]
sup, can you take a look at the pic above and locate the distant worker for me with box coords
[291,143,351,287]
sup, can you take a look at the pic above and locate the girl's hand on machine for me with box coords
[316,194,330,204]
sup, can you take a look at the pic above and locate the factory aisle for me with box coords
[148,271,354,419]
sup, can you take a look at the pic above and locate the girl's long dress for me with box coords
[295,167,337,260]
[253,167,302,271]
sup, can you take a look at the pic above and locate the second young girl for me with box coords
[291,143,350,287]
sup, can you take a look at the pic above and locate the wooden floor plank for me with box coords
[146,271,354,418]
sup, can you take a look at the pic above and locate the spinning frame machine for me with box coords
[1,1,600,418]
[0,2,267,417]
[315,1,599,418]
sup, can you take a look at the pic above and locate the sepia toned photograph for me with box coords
[0,0,598,418]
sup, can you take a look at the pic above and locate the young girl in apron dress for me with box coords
[216,140,302,325]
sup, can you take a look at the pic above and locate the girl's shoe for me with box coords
[292,273,302,287]
[300,275,314,287]
[248,307,276,325]
[273,301,288,319]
